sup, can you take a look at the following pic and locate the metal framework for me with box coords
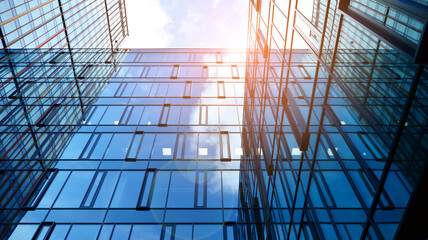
[242,0,428,239]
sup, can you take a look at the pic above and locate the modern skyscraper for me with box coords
[1,0,427,239]
[1,48,247,239]
[0,0,128,49]
[243,0,427,239]
[1,1,128,238]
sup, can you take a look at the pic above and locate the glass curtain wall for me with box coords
[0,0,128,49]
[1,49,247,240]
[1,0,128,237]
[243,0,428,239]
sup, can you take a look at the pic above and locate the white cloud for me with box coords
[178,8,203,37]
[212,0,221,9]
[121,0,249,48]
[121,0,173,48]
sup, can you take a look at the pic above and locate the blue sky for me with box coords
[122,0,249,48]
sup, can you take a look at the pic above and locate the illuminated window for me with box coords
[199,148,208,156]
[163,148,172,156]
[291,148,302,156]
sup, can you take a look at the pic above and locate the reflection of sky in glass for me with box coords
[56,51,244,204]
[9,50,246,239]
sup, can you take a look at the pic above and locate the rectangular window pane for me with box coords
[171,64,179,79]
[218,81,225,99]
[137,169,157,210]
[104,134,133,159]
[167,171,195,208]
[175,133,185,159]
[126,132,144,161]
[159,104,171,127]
[81,171,106,208]
[195,171,207,208]
[183,81,192,98]
[152,134,176,159]
[53,171,95,208]
[90,134,112,159]
[127,106,143,124]
[93,171,120,208]
[200,106,208,125]
[110,171,145,208]
[220,131,231,161]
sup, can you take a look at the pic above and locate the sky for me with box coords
[121,0,249,48]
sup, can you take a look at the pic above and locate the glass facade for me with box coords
[244,0,428,239]
[1,49,247,239]
[0,0,128,49]
[1,0,428,239]
[1,0,128,238]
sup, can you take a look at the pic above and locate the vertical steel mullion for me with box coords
[174,133,185,159]
[361,64,425,239]
[103,0,114,53]
[58,0,85,115]
[285,0,311,237]
[297,14,345,240]
[269,0,296,235]
[364,40,381,105]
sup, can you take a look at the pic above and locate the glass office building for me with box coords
[1,48,247,239]
[244,0,428,239]
[0,0,128,49]
[1,0,428,239]
[1,0,128,238]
